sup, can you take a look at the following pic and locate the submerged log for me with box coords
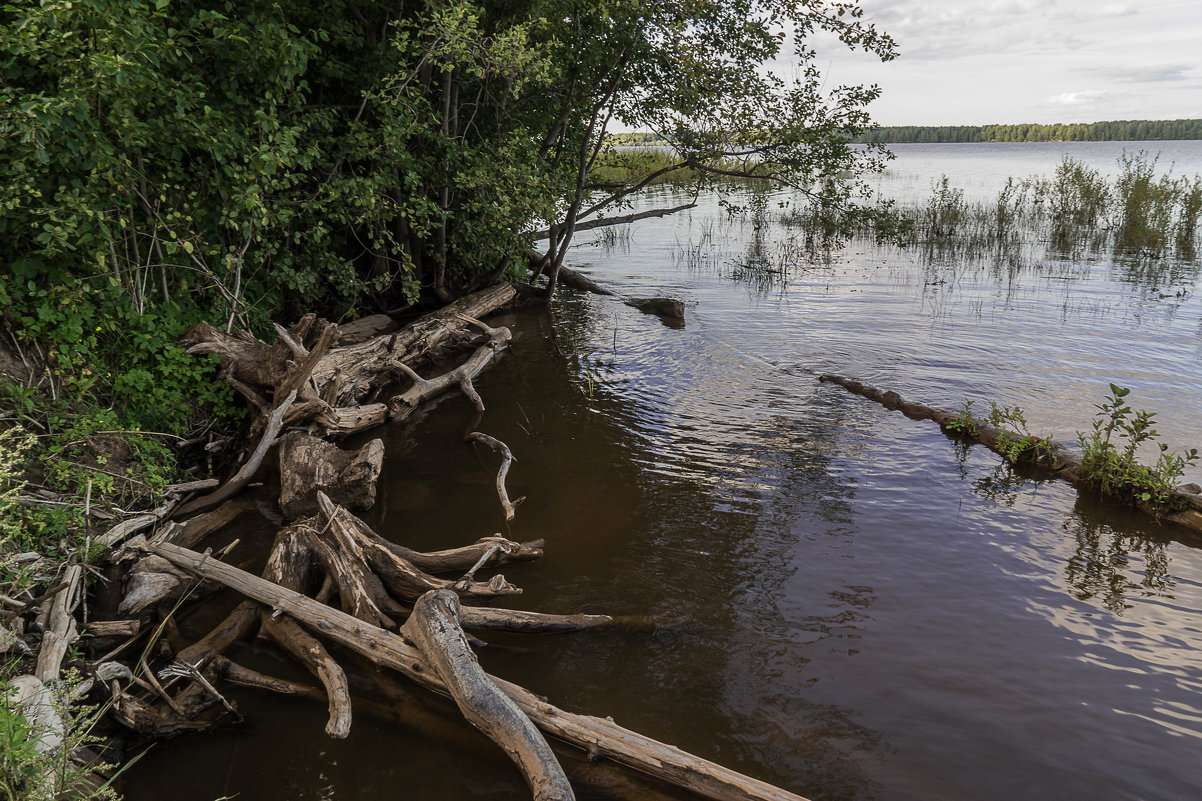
[457,607,689,635]
[819,372,1202,533]
[403,589,574,801]
[152,541,812,801]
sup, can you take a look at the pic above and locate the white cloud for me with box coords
[791,0,1202,124]
[1046,89,1108,107]
[1111,64,1195,83]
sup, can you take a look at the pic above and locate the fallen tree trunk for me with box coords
[150,541,812,801]
[819,372,1202,533]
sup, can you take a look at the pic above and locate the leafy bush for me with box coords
[1078,384,1199,508]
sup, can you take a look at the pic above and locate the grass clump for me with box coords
[1,670,132,801]
[1078,384,1200,508]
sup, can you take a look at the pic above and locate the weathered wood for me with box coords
[118,555,192,616]
[261,615,354,738]
[389,315,512,418]
[467,432,522,521]
[259,523,353,737]
[96,501,177,548]
[171,389,297,519]
[36,564,82,682]
[83,619,142,638]
[317,495,521,601]
[458,607,688,635]
[349,521,543,575]
[303,518,401,629]
[337,314,397,344]
[175,599,262,669]
[278,433,384,518]
[316,403,390,436]
[403,589,574,801]
[151,541,812,801]
[160,500,251,550]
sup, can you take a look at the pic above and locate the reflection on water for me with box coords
[127,147,1202,801]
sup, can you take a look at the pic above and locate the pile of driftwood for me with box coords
[43,286,810,801]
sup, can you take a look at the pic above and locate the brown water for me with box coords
[126,177,1202,801]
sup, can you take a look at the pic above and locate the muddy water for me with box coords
[127,178,1202,800]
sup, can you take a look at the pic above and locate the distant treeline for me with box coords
[856,119,1202,144]
[610,120,1202,148]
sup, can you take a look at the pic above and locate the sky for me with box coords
[800,0,1202,126]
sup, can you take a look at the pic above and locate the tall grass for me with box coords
[871,152,1202,262]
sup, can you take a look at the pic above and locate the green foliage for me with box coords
[0,428,35,547]
[857,118,1202,144]
[1,670,125,801]
[946,399,978,436]
[1078,384,1200,508]
[985,402,1053,465]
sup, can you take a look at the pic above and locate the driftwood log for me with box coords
[402,589,574,801]
[819,372,1202,533]
[182,283,517,436]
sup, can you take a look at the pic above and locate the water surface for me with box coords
[126,143,1202,801]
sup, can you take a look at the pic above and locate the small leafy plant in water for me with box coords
[946,398,978,436]
[985,403,1053,464]
[1078,384,1200,508]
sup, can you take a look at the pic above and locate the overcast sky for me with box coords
[803,0,1202,126]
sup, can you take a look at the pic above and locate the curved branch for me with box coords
[402,590,574,801]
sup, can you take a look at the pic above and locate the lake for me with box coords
[125,141,1202,801]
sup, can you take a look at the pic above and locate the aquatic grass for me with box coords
[861,152,1202,268]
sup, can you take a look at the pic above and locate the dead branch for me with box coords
[316,495,521,601]
[35,564,82,682]
[171,389,298,519]
[402,589,574,801]
[468,432,522,521]
[389,316,512,418]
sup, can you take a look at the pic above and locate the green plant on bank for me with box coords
[1078,384,1200,508]
[985,402,1053,465]
[945,398,978,436]
[0,669,131,801]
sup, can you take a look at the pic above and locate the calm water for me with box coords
[126,143,1202,801]
[874,139,1202,201]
